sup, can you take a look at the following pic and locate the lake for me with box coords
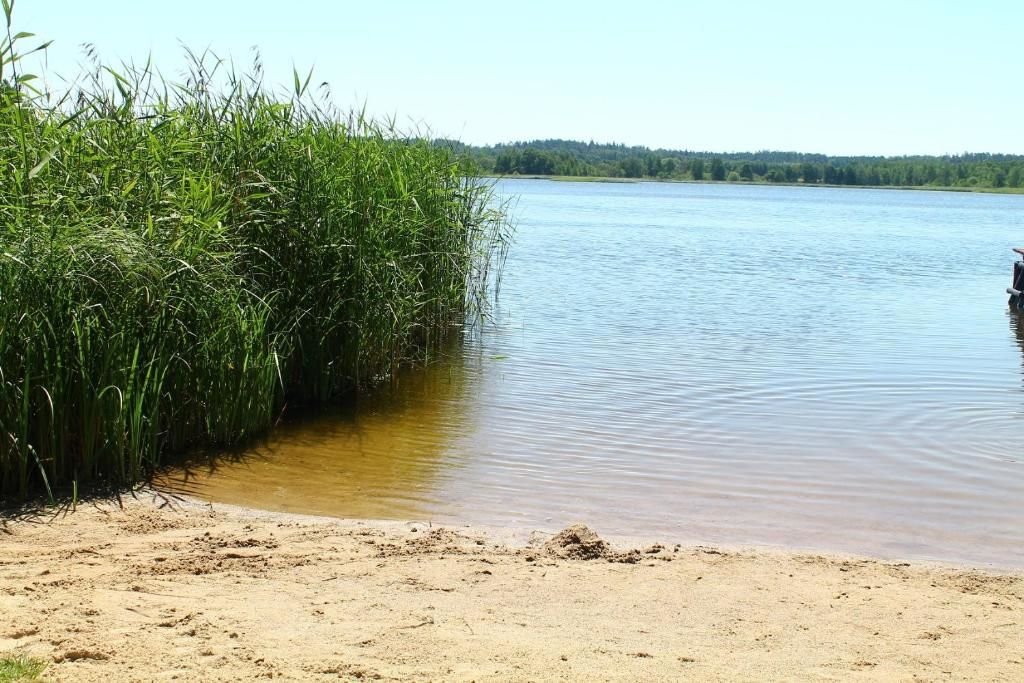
[162,180,1024,567]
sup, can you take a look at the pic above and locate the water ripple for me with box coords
[161,182,1024,568]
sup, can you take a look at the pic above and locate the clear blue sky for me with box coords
[14,0,1024,156]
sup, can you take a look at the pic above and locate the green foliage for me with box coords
[620,156,644,178]
[494,146,587,176]
[463,138,1024,189]
[0,19,508,500]
[710,158,726,181]
[0,654,47,683]
[801,162,820,184]
[689,158,704,180]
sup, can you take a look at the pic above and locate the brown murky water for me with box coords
[160,181,1024,567]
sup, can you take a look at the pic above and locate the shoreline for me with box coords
[151,488,1024,574]
[2,493,1022,681]
[489,173,1024,195]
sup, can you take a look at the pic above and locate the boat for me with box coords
[1008,248,1024,309]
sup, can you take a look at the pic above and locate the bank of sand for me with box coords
[1,493,1022,682]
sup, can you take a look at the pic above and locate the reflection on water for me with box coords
[1011,309,1024,378]
[161,181,1024,567]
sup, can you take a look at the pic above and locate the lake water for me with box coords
[162,180,1024,567]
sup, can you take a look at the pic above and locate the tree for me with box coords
[494,151,517,174]
[518,148,555,175]
[645,155,661,177]
[620,157,644,178]
[1008,165,1022,188]
[690,158,705,180]
[461,140,1024,190]
[710,158,726,181]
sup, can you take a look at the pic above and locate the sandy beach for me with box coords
[0,492,1021,682]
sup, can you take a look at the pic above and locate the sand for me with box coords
[1,492,1022,682]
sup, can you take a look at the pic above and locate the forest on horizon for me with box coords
[449,139,1024,189]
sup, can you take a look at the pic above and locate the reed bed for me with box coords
[0,15,509,501]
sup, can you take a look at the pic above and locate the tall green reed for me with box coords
[0,12,509,501]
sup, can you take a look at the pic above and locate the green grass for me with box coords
[0,10,509,501]
[0,655,46,683]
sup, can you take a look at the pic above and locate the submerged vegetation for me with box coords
[0,9,509,501]
[458,139,1024,190]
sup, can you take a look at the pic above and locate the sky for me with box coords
[12,0,1024,156]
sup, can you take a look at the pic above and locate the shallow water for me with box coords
[162,181,1024,567]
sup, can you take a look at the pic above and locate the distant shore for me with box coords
[489,174,1024,195]
[1,493,1021,681]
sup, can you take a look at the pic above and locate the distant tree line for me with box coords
[439,139,1024,190]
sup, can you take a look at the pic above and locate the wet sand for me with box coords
[1,492,1022,682]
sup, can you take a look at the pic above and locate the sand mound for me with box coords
[543,524,641,563]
